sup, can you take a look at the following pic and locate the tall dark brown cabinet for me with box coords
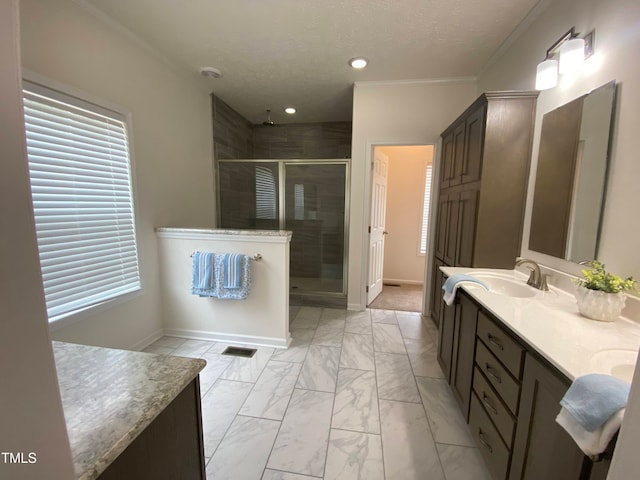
[430,91,538,329]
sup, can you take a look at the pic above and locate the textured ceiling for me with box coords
[82,0,540,124]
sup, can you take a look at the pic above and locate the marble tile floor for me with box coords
[144,307,492,480]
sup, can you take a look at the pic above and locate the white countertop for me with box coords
[441,267,640,382]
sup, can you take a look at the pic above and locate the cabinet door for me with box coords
[444,192,459,266]
[509,354,586,480]
[450,122,466,186]
[441,131,455,188]
[430,257,445,327]
[450,291,479,420]
[462,104,486,184]
[437,297,456,382]
[435,192,449,261]
[455,189,478,267]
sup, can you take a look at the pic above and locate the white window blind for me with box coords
[23,82,140,321]
[294,183,305,220]
[419,165,433,254]
[255,166,277,219]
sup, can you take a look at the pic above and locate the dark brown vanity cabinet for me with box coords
[449,291,480,419]
[437,289,481,421]
[437,293,456,380]
[431,91,538,326]
[430,258,446,327]
[509,353,586,480]
[435,289,611,480]
[98,378,206,480]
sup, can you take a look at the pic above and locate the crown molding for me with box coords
[354,76,477,88]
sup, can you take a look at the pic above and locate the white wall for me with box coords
[0,1,75,477]
[478,0,640,476]
[478,0,640,284]
[157,229,291,348]
[348,80,477,309]
[378,145,433,285]
[20,0,214,349]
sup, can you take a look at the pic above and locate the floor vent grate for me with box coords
[221,346,257,358]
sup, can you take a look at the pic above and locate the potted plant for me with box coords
[575,260,638,322]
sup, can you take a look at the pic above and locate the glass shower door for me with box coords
[284,163,347,295]
[218,161,280,229]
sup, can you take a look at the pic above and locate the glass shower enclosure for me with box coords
[217,160,349,297]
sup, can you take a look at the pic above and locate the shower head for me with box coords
[262,109,275,126]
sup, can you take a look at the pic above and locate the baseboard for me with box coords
[163,328,291,349]
[130,329,164,352]
[383,278,424,286]
[347,302,366,311]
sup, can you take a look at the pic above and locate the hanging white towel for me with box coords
[556,407,624,456]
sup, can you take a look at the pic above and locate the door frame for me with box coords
[362,140,441,315]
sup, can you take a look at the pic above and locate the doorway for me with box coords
[367,145,434,312]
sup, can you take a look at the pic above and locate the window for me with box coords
[255,165,277,219]
[294,183,305,220]
[23,81,140,321]
[419,164,433,254]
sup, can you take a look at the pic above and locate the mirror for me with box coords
[528,81,616,262]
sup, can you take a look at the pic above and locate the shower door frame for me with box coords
[216,158,351,298]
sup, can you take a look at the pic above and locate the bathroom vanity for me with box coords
[435,267,640,480]
[53,342,206,479]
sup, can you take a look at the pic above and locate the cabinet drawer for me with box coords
[476,341,520,415]
[469,393,511,480]
[473,366,516,448]
[477,312,524,379]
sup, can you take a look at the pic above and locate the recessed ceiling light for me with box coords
[284,107,296,114]
[349,57,368,69]
[199,66,223,78]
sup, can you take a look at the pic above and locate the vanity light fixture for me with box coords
[559,37,586,74]
[535,59,559,91]
[534,28,594,90]
[284,107,296,114]
[348,57,368,69]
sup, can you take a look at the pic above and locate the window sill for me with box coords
[48,287,143,333]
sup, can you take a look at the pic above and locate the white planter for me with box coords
[575,286,627,322]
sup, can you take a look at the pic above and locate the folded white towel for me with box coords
[555,406,624,456]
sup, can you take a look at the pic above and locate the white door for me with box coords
[367,149,389,304]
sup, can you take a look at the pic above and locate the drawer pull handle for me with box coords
[487,333,504,351]
[478,430,493,454]
[482,393,499,415]
[485,364,502,384]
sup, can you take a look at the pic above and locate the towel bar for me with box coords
[190,252,262,262]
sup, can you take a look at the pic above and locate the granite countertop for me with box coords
[53,342,206,480]
[155,227,293,240]
[441,267,640,382]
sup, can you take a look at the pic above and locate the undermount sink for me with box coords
[590,349,638,383]
[464,271,538,298]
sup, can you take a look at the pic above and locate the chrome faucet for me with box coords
[514,258,549,291]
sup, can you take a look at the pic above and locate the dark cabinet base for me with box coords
[98,378,206,480]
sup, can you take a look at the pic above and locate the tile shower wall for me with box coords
[211,94,352,161]
[212,95,254,160]
[253,122,352,159]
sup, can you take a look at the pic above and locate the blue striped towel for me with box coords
[223,253,244,289]
[191,251,216,296]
